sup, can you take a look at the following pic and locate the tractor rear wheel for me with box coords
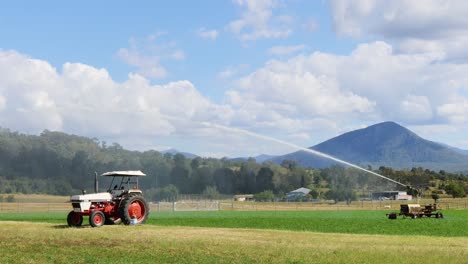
[119,195,149,225]
[67,211,83,227]
[89,211,105,227]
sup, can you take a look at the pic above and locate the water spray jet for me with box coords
[158,112,408,188]
[200,121,408,188]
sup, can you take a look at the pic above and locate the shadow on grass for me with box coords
[52,224,90,229]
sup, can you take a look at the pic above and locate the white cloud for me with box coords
[5,38,468,156]
[0,50,233,148]
[228,0,292,41]
[303,18,319,32]
[330,0,468,61]
[399,95,433,122]
[268,45,305,56]
[117,34,184,79]
[117,48,167,78]
[0,50,346,156]
[197,28,219,40]
[437,100,468,124]
[226,41,468,142]
[330,0,376,37]
[0,95,6,111]
[0,50,62,132]
[218,64,250,79]
[170,50,185,60]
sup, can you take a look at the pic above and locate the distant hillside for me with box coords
[272,122,468,172]
[447,146,468,155]
[230,154,277,163]
[160,149,198,159]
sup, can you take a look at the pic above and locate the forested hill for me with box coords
[0,127,466,200]
[272,122,468,172]
[0,128,303,196]
[0,128,149,195]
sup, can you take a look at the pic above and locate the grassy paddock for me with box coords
[1,210,467,237]
[150,210,468,237]
[0,193,69,203]
[221,198,468,211]
[0,221,466,264]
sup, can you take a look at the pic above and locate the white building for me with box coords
[371,191,412,200]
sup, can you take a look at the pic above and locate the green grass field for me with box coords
[1,210,467,263]
[150,210,468,237]
[2,210,467,237]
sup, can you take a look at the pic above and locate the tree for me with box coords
[213,168,235,194]
[156,184,179,201]
[170,153,191,193]
[6,195,15,203]
[256,167,274,192]
[254,190,275,202]
[325,188,357,204]
[170,166,190,193]
[445,182,466,198]
[281,160,297,171]
[237,162,257,194]
[202,186,220,200]
[308,188,319,199]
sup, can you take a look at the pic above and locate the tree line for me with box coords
[0,128,466,201]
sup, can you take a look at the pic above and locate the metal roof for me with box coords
[100,170,146,177]
[288,187,311,195]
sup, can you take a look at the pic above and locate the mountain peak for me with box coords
[365,121,413,135]
[161,148,198,159]
[273,121,468,171]
[369,121,405,130]
[313,121,419,153]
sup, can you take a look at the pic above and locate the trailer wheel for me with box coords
[119,195,149,225]
[89,211,105,227]
[412,214,418,219]
[436,212,443,218]
[388,212,397,219]
[67,211,83,227]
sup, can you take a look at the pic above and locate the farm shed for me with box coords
[234,194,254,202]
[286,187,311,201]
[371,191,412,200]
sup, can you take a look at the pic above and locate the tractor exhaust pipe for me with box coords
[94,172,99,193]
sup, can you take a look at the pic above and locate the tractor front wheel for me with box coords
[89,211,105,227]
[119,195,149,225]
[67,211,83,227]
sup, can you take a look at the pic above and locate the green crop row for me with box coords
[1,210,467,237]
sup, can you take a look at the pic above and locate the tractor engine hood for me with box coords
[70,192,112,202]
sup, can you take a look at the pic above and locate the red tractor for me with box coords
[67,171,150,227]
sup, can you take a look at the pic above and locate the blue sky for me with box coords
[2,0,468,157]
[1,1,346,98]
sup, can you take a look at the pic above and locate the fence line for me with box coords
[0,198,466,213]
[0,202,70,213]
[222,198,468,211]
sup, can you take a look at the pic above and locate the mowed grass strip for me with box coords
[0,221,466,264]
